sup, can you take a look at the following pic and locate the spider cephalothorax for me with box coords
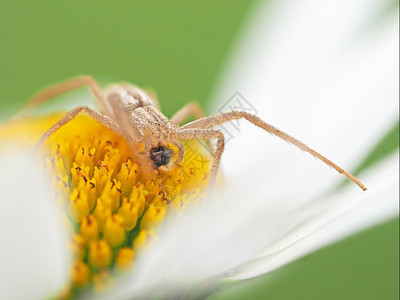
[149,145,174,168]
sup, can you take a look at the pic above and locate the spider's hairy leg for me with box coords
[127,136,151,178]
[172,103,214,155]
[171,103,205,125]
[171,139,185,164]
[181,111,366,191]
[13,76,112,120]
[33,106,122,153]
[176,128,224,195]
[33,105,152,180]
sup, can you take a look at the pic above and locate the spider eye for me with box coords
[149,146,173,168]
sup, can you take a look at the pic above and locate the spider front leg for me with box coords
[181,111,366,191]
[13,76,111,120]
[34,106,122,152]
[175,128,224,194]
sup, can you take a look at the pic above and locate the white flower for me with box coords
[0,151,70,299]
[0,0,398,299]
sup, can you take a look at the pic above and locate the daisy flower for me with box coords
[0,0,398,299]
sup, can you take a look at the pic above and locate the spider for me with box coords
[18,76,366,194]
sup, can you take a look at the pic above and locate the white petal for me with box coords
[229,153,399,279]
[211,0,398,199]
[0,148,70,299]
[104,152,398,299]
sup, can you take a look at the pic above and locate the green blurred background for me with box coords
[0,1,398,299]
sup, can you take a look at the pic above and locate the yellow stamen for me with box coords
[93,198,112,232]
[141,205,167,229]
[0,113,214,295]
[89,240,112,269]
[80,215,99,243]
[133,229,156,252]
[70,260,90,287]
[103,215,126,248]
[69,188,90,223]
[117,196,140,231]
[116,248,135,270]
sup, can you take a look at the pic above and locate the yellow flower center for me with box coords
[0,112,213,298]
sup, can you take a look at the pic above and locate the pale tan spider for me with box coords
[19,76,366,193]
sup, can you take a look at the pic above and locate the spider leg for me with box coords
[34,106,122,153]
[171,139,184,164]
[171,103,214,155]
[14,76,112,119]
[181,111,366,191]
[34,105,153,179]
[175,128,224,194]
[171,103,205,125]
